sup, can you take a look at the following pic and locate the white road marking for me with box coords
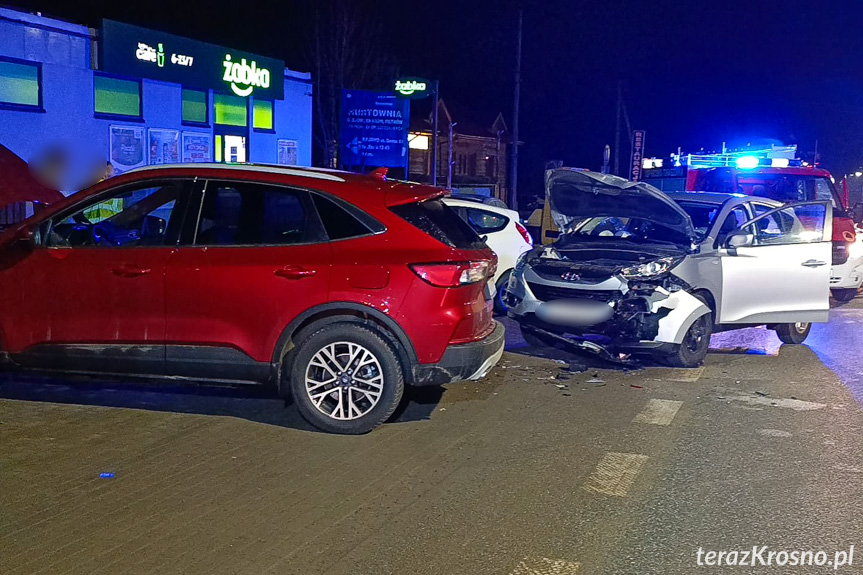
[757,428,792,438]
[582,452,649,497]
[511,557,581,575]
[632,399,683,426]
[728,395,826,411]
[667,366,705,382]
[709,326,782,356]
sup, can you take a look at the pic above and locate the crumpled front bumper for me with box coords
[506,266,709,348]
[830,254,863,289]
[411,321,505,386]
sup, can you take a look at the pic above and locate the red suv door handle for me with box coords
[275,266,316,280]
[112,265,152,277]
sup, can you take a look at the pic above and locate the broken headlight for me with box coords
[619,256,682,279]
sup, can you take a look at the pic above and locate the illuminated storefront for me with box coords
[0,7,311,183]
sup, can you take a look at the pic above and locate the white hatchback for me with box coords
[443,197,533,312]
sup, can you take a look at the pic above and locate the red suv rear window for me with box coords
[391,199,486,249]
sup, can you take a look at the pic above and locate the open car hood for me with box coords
[0,144,64,208]
[546,168,697,243]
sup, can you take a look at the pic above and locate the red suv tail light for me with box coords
[515,221,533,246]
[410,261,492,287]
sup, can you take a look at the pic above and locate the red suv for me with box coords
[0,164,505,433]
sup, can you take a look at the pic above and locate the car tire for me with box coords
[831,288,859,303]
[664,310,712,368]
[290,322,404,434]
[494,270,513,315]
[774,322,811,345]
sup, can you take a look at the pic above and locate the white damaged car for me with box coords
[505,169,833,367]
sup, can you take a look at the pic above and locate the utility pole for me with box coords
[431,80,439,187]
[614,81,622,176]
[496,128,504,198]
[447,120,457,189]
[510,8,522,210]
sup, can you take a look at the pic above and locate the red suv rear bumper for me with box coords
[411,320,505,386]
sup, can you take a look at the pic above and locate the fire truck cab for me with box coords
[642,146,862,301]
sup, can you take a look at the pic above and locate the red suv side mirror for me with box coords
[12,226,35,249]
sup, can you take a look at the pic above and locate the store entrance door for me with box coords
[214,127,248,163]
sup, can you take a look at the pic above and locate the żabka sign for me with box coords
[222,55,271,97]
[393,77,431,99]
[101,19,284,100]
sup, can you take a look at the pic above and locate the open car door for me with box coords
[717,201,832,324]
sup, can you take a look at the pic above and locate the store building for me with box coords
[407,99,512,202]
[0,7,312,183]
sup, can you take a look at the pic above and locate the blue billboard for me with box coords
[340,90,409,169]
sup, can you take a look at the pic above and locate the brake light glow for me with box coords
[515,221,533,246]
[410,261,491,287]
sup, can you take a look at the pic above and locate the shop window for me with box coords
[182,89,208,125]
[214,93,247,127]
[253,100,274,131]
[485,156,496,178]
[0,58,42,110]
[94,75,141,118]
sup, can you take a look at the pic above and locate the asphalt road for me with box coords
[2,299,863,574]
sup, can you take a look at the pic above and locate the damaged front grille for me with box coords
[527,282,620,303]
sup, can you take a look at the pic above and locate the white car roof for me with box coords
[442,198,519,219]
[665,191,782,208]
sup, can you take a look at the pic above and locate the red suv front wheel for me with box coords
[290,322,405,434]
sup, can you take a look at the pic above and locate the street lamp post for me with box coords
[431,80,439,187]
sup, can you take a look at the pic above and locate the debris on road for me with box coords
[99,472,114,479]
[566,362,587,373]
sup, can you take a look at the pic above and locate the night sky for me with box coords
[10,0,863,199]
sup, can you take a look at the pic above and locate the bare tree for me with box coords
[308,0,398,168]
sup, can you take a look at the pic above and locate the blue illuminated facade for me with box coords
[0,7,312,183]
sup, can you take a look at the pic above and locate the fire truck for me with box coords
[642,146,861,301]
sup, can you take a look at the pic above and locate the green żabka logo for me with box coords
[394,80,427,96]
[222,54,271,97]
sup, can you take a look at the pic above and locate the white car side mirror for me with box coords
[725,230,754,251]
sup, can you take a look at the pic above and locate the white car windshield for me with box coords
[673,201,723,241]
[569,215,692,245]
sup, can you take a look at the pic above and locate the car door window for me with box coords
[311,193,380,240]
[714,206,748,248]
[814,178,838,208]
[47,182,184,248]
[743,203,827,246]
[196,182,324,246]
[465,208,509,234]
